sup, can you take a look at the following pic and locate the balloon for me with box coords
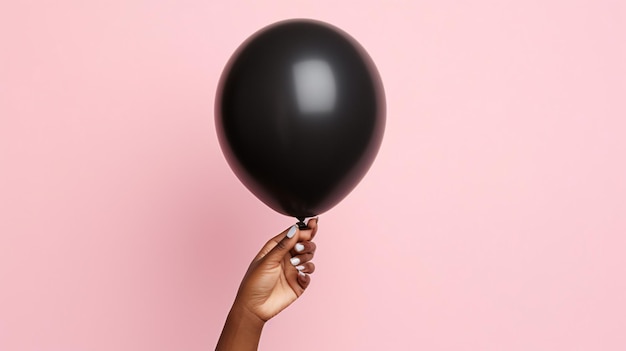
[215,19,385,224]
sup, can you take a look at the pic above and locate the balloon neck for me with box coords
[296,217,308,229]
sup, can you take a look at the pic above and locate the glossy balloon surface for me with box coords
[215,19,385,220]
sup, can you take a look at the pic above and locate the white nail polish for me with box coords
[295,243,305,252]
[298,271,306,277]
[295,265,305,271]
[290,257,300,266]
[287,225,297,238]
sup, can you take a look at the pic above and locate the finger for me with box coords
[294,261,315,274]
[272,218,316,243]
[297,271,311,290]
[264,224,300,265]
[291,240,316,256]
[297,217,319,242]
[288,252,314,266]
[254,224,301,260]
[307,217,319,238]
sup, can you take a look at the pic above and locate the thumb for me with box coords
[264,224,299,265]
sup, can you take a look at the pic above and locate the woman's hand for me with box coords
[216,218,318,351]
[235,218,318,321]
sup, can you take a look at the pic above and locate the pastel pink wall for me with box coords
[1,1,624,350]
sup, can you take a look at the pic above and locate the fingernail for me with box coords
[287,225,297,238]
[295,265,305,271]
[295,243,305,252]
[298,271,306,277]
[290,257,300,266]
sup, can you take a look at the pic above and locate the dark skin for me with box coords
[216,218,319,351]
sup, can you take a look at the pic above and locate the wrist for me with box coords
[229,300,266,330]
[216,302,265,351]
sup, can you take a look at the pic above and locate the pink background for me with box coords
[1,1,625,350]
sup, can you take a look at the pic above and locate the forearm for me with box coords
[215,302,266,351]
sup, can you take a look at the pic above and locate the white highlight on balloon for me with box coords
[292,59,337,114]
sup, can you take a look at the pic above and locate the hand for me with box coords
[235,218,319,322]
[216,219,319,351]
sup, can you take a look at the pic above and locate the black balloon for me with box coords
[215,19,385,222]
